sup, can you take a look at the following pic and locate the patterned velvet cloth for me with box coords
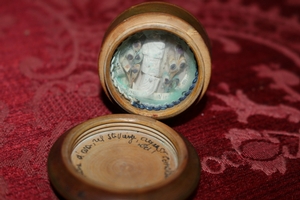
[1,0,300,199]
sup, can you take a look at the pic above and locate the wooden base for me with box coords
[48,114,200,200]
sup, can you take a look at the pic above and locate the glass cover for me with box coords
[110,30,198,111]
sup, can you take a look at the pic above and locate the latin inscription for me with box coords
[73,131,174,178]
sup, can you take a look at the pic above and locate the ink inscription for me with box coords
[72,130,175,178]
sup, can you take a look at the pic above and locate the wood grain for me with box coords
[98,2,211,119]
[48,114,200,200]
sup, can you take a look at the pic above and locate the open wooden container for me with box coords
[99,2,211,119]
[48,2,211,200]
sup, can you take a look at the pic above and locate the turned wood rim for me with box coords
[48,114,200,200]
[98,2,211,119]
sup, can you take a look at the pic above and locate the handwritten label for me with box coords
[107,132,136,144]
[72,130,175,179]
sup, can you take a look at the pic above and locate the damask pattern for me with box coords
[0,0,299,199]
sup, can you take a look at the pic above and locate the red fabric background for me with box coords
[1,0,300,199]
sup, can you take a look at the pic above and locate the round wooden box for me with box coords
[99,2,211,119]
[48,2,210,200]
[48,114,200,200]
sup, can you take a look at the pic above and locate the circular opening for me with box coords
[48,114,199,199]
[99,7,211,119]
[70,121,181,190]
[110,29,198,111]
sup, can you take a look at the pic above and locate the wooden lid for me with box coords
[98,2,211,119]
[47,114,200,200]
